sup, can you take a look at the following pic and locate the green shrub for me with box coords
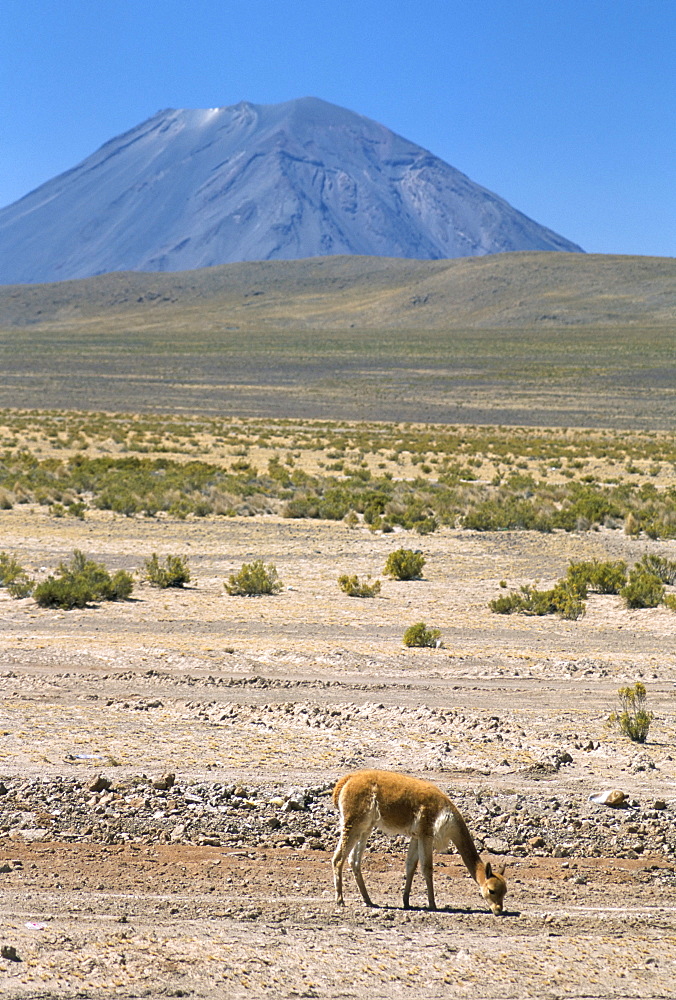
[144,553,191,588]
[664,594,676,612]
[608,682,653,743]
[338,574,381,598]
[7,575,35,599]
[403,622,442,648]
[225,560,282,596]
[413,516,437,535]
[463,498,552,532]
[0,551,34,598]
[383,548,425,580]
[637,553,676,585]
[566,559,627,594]
[489,580,585,620]
[620,567,665,609]
[34,574,92,609]
[0,551,28,586]
[548,580,587,620]
[489,592,528,615]
[33,549,133,609]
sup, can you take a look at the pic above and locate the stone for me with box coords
[153,772,176,791]
[88,775,112,793]
[589,789,627,807]
[484,837,510,855]
[282,798,304,812]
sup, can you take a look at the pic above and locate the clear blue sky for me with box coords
[1,0,674,256]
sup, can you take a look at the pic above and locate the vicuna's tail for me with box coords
[332,773,353,807]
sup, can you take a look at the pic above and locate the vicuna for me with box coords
[332,769,506,914]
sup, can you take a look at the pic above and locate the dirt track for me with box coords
[2,506,676,998]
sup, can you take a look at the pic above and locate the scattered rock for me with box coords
[88,774,112,793]
[589,789,627,807]
[484,838,510,855]
[282,797,305,812]
[153,772,176,790]
[1,944,20,962]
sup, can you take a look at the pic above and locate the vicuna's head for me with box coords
[481,862,507,915]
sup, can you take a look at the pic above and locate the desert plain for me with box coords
[0,253,675,998]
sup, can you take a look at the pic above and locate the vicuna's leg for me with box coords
[349,831,375,907]
[333,825,374,905]
[403,837,419,909]
[418,836,437,910]
[333,824,360,905]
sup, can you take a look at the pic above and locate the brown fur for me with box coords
[332,769,506,914]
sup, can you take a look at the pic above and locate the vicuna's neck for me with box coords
[447,809,486,884]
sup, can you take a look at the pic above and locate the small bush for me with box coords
[34,574,92,609]
[225,560,282,596]
[608,682,653,743]
[664,594,676,612]
[548,580,587,620]
[338,574,381,598]
[384,548,426,580]
[7,575,34,598]
[0,551,34,598]
[403,622,442,648]
[489,580,585,620]
[566,559,627,595]
[144,553,191,588]
[637,553,676,585]
[489,592,527,615]
[0,551,29,586]
[620,567,665,609]
[33,549,133,609]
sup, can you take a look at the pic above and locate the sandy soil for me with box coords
[1,506,676,998]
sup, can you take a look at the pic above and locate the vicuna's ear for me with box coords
[496,864,506,877]
[485,862,493,878]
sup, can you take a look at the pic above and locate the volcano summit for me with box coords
[0,97,582,284]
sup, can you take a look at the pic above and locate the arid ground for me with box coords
[1,495,676,999]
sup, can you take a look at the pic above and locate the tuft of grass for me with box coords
[608,682,653,743]
[225,560,282,596]
[403,622,442,648]
[143,553,191,588]
[337,574,381,598]
[383,548,425,581]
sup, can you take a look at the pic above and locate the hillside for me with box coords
[0,252,673,429]
[0,252,673,333]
